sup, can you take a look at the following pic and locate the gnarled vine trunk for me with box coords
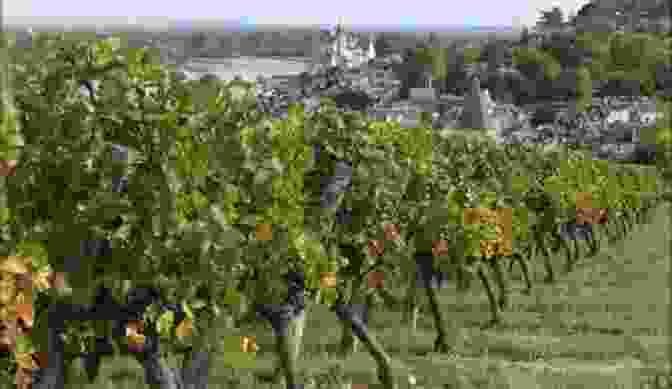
[339,278,365,356]
[415,252,451,353]
[333,303,396,389]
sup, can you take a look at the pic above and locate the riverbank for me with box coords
[180,56,312,81]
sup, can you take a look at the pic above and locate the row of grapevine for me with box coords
[0,32,664,389]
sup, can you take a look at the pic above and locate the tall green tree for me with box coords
[512,46,561,82]
[481,40,510,73]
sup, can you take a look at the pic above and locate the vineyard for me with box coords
[0,32,668,389]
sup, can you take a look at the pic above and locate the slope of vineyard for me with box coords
[0,32,667,389]
[87,201,669,389]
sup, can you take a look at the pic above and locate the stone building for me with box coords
[322,20,376,69]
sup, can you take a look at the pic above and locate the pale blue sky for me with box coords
[5,0,589,28]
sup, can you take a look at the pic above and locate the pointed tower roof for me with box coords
[367,33,376,60]
[335,17,343,34]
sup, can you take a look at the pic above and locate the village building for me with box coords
[323,20,376,69]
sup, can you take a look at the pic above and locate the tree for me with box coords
[541,32,583,68]
[574,65,593,111]
[512,46,560,82]
[441,47,475,95]
[480,40,510,73]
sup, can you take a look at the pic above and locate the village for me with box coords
[10,12,664,164]
[163,21,664,164]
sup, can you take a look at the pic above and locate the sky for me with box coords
[5,0,590,29]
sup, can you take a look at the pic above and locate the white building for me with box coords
[327,20,375,69]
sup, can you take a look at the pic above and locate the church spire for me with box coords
[368,33,376,60]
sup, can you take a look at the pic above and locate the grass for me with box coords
[81,203,669,389]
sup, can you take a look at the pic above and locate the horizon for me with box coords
[6,0,589,29]
[5,17,525,34]
[5,16,522,28]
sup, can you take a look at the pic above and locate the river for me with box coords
[179,56,313,81]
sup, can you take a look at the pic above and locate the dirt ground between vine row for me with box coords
[91,204,669,389]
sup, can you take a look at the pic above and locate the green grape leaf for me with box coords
[15,241,49,271]
[182,300,194,320]
[157,310,175,338]
[318,287,338,306]
[511,173,530,194]
[190,299,207,310]
[15,334,34,354]
[222,287,242,308]
[0,206,9,224]
[67,263,95,306]
[220,334,257,369]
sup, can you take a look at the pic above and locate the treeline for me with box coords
[394,29,672,109]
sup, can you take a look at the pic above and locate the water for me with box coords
[180,56,312,82]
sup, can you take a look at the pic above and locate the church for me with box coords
[324,20,376,69]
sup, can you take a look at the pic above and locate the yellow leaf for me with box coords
[0,256,30,275]
[33,272,51,291]
[0,305,13,321]
[255,223,273,241]
[240,335,258,353]
[126,332,146,346]
[14,352,38,370]
[0,280,16,304]
[319,272,337,288]
[176,318,194,340]
[575,191,593,209]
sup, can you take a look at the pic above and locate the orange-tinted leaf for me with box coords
[575,192,593,209]
[15,303,33,330]
[255,223,273,241]
[127,333,146,346]
[15,352,38,370]
[15,273,33,292]
[127,333,146,353]
[0,160,17,177]
[15,368,34,389]
[33,271,51,291]
[241,335,258,353]
[367,240,384,257]
[0,256,30,275]
[432,239,449,257]
[0,319,18,352]
[319,272,337,288]
[126,320,144,336]
[383,224,400,241]
[496,207,513,241]
[49,272,68,291]
[0,280,17,304]
[175,318,194,340]
[367,271,385,289]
